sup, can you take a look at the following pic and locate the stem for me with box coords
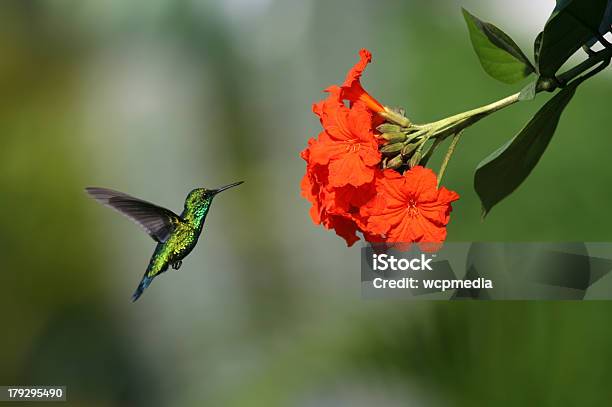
[428,93,520,132]
[438,132,462,187]
[380,45,612,174]
[409,134,432,168]
[415,46,612,139]
[420,137,444,167]
[558,46,612,84]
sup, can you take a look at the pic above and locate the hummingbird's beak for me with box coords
[211,181,244,195]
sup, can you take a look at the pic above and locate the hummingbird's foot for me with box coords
[171,260,182,270]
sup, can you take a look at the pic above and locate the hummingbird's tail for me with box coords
[132,275,153,302]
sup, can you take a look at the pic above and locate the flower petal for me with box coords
[324,215,361,247]
[340,49,385,113]
[308,137,348,166]
[328,152,375,187]
[404,166,438,203]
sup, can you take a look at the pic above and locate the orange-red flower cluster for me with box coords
[301,49,459,246]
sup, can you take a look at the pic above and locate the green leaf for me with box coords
[474,80,581,217]
[462,8,535,84]
[538,0,609,76]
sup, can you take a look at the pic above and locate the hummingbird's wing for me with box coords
[85,187,183,243]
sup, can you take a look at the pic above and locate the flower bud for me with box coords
[380,108,411,128]
[381,132,407,143]
[385,154,404,169]
[380,142,404,155]
[376,123,401,133]
[401,143,418,156]
[409,151,422,168]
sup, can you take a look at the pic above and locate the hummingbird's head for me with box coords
[185,181,244,209]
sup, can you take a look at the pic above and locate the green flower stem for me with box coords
[424,92,521,139]
[419,137,444,167]
[395,46,612,142]
[437,131,463,187]
[558,44,612,85]
[380,46,611,173]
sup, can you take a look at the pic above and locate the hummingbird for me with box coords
[85,181,243,301]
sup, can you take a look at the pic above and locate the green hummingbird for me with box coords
[85,181,243,301]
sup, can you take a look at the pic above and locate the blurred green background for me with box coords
[1,0,611,406]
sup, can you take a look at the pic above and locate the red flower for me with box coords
[363,167,459,243]
[301,49,460,247]
[300,145,376,246]
[340,49,385,113]
[300,138,367,246]
[309,86,381,188]
[300,49,388,246]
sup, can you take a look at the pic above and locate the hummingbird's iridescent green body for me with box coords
[85,182,243,301]
[144,190,212,283]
